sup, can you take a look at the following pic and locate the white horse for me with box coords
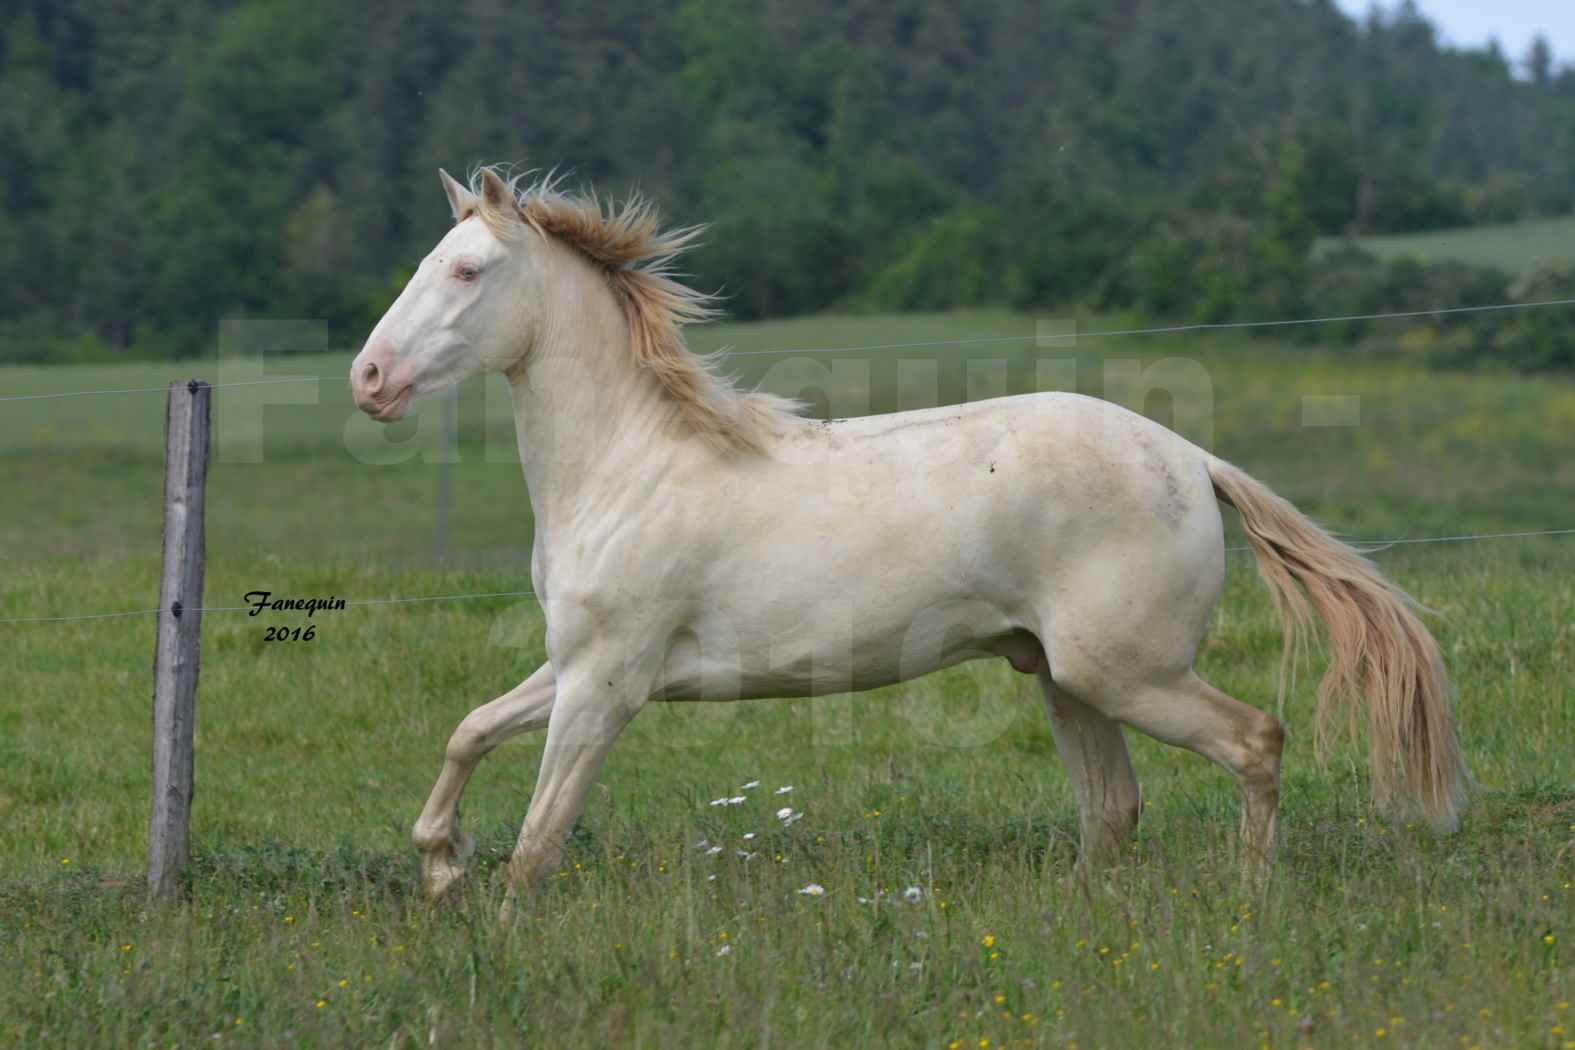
[351,167,1467,901]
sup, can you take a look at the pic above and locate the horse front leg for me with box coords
[413,662,556,898]
[499,662,643,918]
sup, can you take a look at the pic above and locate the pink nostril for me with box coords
[359,360,382,394]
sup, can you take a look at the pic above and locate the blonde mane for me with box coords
[466,167,800,454]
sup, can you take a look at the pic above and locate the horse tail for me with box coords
[1206,456,1468,830]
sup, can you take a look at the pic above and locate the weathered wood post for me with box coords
[148,379,211,899]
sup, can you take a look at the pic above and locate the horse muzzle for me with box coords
[350,342,414,421]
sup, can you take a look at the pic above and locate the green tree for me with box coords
[1525,34,1554,87]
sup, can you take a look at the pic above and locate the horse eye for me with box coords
[456,265,479,282]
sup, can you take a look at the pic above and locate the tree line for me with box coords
[3,0,1573,369]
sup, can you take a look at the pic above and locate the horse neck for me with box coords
[506,243,682,524]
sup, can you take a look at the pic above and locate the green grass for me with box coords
[2,312,1572,1047]
[1318,214,1575,276]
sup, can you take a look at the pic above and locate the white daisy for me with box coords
[798,883,826,897]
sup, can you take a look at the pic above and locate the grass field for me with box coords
[1317,214,1575,277]
[2,311,1572,1048]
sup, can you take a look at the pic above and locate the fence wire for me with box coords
[5,296,1575,403]
[4,528,1572,626]
[729,296,1575,357]
[0,376,325,403]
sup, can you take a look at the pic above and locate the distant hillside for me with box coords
[1319,216,1575,277]
[4,0,1575,361]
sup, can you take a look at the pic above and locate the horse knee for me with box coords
[445,721,491,764]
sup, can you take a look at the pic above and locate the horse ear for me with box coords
[477,167,515,224]
[439,168,477,223]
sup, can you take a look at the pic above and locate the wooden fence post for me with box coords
[148,379,211,899]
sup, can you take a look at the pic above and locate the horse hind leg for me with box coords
[1037,673,1142,869]
[413,661,556,898]
[1062,663,1284,873]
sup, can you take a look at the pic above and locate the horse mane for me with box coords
[466,167,800,454]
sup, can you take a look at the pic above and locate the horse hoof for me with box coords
[420,848,472,900]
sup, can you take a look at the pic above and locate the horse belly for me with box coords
[653,585,1033,702]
